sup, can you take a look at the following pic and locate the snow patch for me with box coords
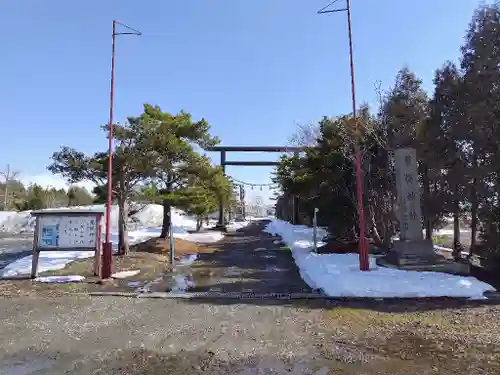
[0,204,216,278]
[227,220,251,231]
[178,253,198,265]
[2,250,96,278]
[171,274,194,293]
[35,275,85,283]
[180,231,224,243]
[264,220,495,299]
[112,270,140,279]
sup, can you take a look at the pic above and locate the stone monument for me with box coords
[379,148,467,273]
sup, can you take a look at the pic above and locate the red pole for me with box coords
[102,20,117,279]
[346,0,369,271]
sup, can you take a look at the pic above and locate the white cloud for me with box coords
[19,173,97,193]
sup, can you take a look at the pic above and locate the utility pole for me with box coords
[0,164,20,211]
[318,0,369,271]
[102,20,141,279]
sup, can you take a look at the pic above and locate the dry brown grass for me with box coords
[132,237,217,257]
[318,303,500,373]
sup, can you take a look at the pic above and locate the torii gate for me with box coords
[206,145,304,228]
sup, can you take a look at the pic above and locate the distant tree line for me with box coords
[0,181,94,211]
[273,4,500,266]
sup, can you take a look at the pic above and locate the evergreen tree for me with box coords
[133,104,220,238]
[48,109,157,255]
[460,4,500,256]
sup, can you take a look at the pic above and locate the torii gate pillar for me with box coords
[206,146,304,230]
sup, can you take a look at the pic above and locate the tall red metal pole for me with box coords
[346,0,369,271]
[102,20,117,279]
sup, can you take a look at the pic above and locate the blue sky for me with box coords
[1,0,483,203]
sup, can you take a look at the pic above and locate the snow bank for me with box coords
[0,228,160,278]
[0,204,223,278]
[264,220,495,299]
[0,211,18,226]
[171,209,198,232]
[35,275,85,283]
[0,204,165,234]
[228,220,251,231]
[0,204,209,234]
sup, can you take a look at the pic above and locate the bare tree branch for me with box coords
[0,164,20,210]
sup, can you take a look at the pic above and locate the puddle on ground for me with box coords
[265,266,289,272]
[178,253,198,265]
[127,281,145,288]
[171,274,195,292]
[133,251,293,295]
[135,253,222,294]
[136,269,195,294]
[0,358,56,375]
[224,267,244,277]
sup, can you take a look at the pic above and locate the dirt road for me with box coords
[186,221,319,295]
[1,221,500,374]
[0,233,32,271]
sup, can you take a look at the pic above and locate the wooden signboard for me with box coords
[30,209,104,279]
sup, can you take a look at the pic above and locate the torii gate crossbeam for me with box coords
[205,145,305,229]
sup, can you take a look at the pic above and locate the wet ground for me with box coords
[0,232,32,271]
[142,221,320,297]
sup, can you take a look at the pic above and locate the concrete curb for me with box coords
[85,290,500,301]
[87,291,328,299]
[88,291,138,297]
[137,292,328,299]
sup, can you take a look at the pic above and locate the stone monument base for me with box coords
[385,239,441,266]
[377,239,470,275]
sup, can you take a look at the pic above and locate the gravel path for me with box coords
[0,296,333,374]
[1,295,500,374]
[187,221,318,295]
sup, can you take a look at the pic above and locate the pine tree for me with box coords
[460,4,500,256]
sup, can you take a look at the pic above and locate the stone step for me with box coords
[399,256,445,266]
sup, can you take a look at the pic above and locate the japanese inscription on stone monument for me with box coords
[394,148,423,241]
